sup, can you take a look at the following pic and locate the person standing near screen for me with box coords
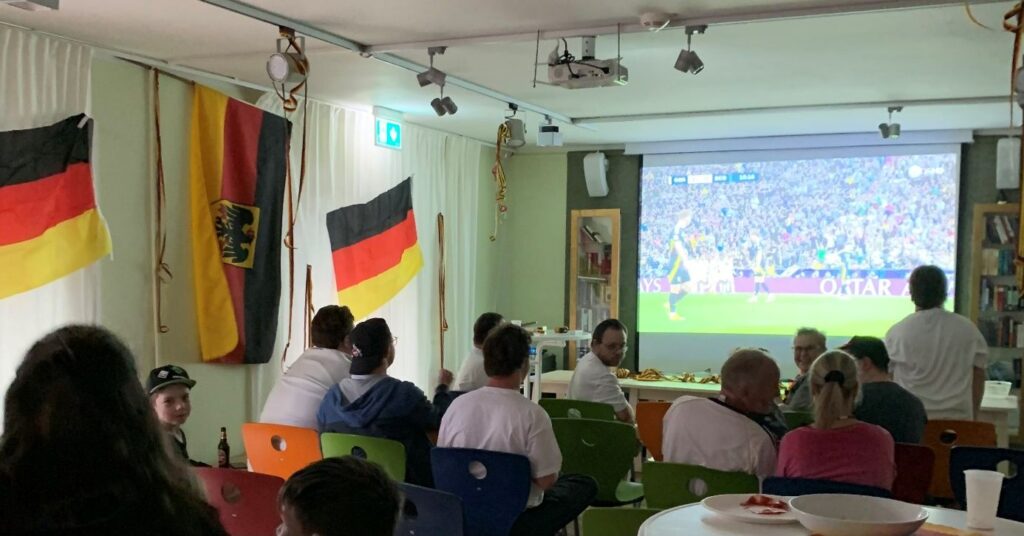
[568,319,633,423]
[885,266,988,420]
[665,210,694,321]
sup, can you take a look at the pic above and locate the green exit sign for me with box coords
[375,118,402,150]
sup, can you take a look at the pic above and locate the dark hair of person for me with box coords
[473,312,504,346]
[592,318,626,344]
[909,265,947,310]
[310,305,355,350]
[0,325,226,535]
[279,456,400,536]
[348,318,393,375]
[483,324,533,378]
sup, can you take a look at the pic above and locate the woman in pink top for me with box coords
[776,350,895,490]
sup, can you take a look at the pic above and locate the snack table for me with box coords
[539,370,1018,447]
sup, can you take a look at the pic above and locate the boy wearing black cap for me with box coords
[844,336,927,444]
[147,365,208,467]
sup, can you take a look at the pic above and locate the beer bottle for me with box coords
[217,427,231,468]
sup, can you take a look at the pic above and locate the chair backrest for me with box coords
[194,467,284,536]
[892,442,935,504]
[395,483,465,536]
[636,401,671,461]
[922,420,997,500]
[580,507,660,536]
[431,448,531,536]
[642,461,759,509]
[321,432,407,482]
[539,398,617,421]
[241,423,322,480]
[551,417,639,503]
[762,477,891,499]
[783,411,814,430]
[949,446,1024,523]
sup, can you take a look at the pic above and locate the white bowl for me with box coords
[789,494,928,536]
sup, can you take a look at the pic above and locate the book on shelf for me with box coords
[981,248,1017,276]
[979,316,1024,348]
[985,214,1020,245]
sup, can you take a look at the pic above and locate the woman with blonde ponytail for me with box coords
[775,350,895,490]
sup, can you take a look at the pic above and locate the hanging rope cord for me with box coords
[152,70,173,334]
[437,213,448,369]
[490,122,510,241]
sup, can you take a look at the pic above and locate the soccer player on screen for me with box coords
[749,249,773,303]
[665,210,694,320]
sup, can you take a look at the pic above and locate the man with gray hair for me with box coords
[662,348,782,478]
[781,327,827,412]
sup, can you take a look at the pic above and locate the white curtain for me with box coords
[253,94,483,405]
[0,27,98,424]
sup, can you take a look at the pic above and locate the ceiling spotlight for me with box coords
[439,96,457,115]
[416,46,448,87]
[675,25,707,75]
[503,104,526,148]
[879,105,903,139]
[267,34,308,84]
[430,86,457,117]
[430,97,447,116]
[537,116,563,147]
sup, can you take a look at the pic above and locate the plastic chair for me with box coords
[194,467,284,536]
[241,423,322,480]
[762,477,891,498]
[949,446,1024,522]
[783,410,814,430]
[321,432,407,482]
[642,462,759,509]
[551,417,644,506]
[892,442,935,504]
[395,483,465,536]
[431,448,531,536]
[580,507,660,536]
[539,399,617,421]
[922,420,997,500]
[636,401,671,461]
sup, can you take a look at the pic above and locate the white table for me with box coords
[639,503,1024,535]
[540,370,1018,448]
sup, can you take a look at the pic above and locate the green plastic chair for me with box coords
[580,507,660,536]
[551,417,643,506]
[783,410,814,430]
[320,432,406,481]
[643,461,759,509]
[540,398,617,421]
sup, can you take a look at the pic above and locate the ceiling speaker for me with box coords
[583,152,609,197]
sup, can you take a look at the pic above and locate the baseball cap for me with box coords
[146,365,197,394]
[841,336,889,372]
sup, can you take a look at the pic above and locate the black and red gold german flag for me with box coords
[0,114,111,299]
[190,86,289,364]
[327,178,423,319]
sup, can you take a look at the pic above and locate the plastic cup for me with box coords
[964,469,1004,530]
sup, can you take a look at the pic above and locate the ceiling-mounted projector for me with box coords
[547,36,628,90]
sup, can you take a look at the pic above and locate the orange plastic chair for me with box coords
[636,401,671,461]
[922,420,996,500]
[194,468,284,536]
[241,423,322,480]
[892,442,934,505]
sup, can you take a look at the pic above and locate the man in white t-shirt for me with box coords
[662,348,782,478]
[452,312,503,392]
[439,324,597,536]
[568,318,633,423]
[885,265,987,420]
[259,305,355,429]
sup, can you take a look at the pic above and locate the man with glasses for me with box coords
[568,319,634,423]
[781,327,827,412]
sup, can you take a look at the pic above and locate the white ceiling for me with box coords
[0,0,1017,148]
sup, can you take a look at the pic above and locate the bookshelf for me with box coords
[567,209,620,369]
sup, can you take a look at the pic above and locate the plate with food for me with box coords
[701,494,798,525]
[633,368,666,381]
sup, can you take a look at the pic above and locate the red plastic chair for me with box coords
[636,401,671,461]
[241,423,322,480]
[194,467,284,536]
[892,443,934,504]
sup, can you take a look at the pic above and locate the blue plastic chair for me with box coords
[395,483,465,536]
[431,448,531,536]
[762,477,891,498]
[950,446,1024,522]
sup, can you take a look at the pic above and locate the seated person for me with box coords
[317,318,454,487]
[781,327,826,412]
[438,324,597,536]
[261,305,356,428]
[844,336,927,444]
[147,364,208,467]
[0,325,225,535]
[663,348,782,478]
[277,456,400,536]
[568,318,633,423]
[452,312,503,392]
[776,350,895,490]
